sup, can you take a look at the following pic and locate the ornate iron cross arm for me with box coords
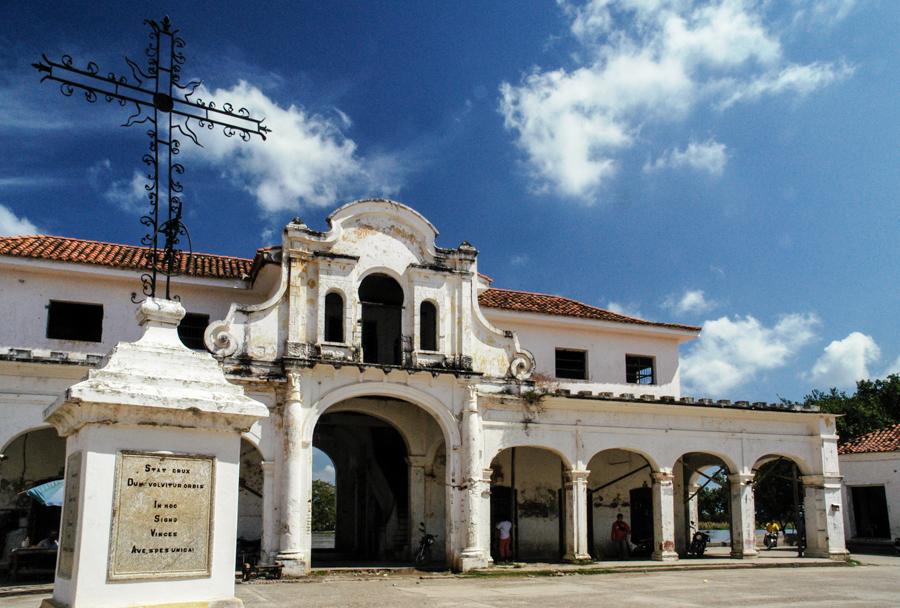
[34,17,271,301]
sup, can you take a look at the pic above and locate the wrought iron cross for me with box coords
[34,16,270,300]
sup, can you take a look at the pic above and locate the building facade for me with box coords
[0,199,848,574]
[839,423,900,548]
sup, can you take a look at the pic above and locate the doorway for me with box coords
[359,274,404,365]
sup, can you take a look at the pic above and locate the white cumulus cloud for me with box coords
[808,332,881,388]
[185,81,404,214]
[499,0,852,200]
[663,289,716,315]
[644,140,728,174]
[719,61,854,109]
[0,204,39,236]
[681,312,820,395]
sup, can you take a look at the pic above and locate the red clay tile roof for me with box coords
[0,235,253,280]
[838,423,900,455]
[478,287,700,332]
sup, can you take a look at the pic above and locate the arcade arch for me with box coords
[0,427,65,567]
[309,396,449,567]
[674,452,734,557]
[586,449,655,559]
[489,447,566,561]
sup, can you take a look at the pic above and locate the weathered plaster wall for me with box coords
[484,311,684,397]
[840,452,900,540]
[0,258,260,356]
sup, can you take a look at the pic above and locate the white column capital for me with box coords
[801,474,843,488]
[286,370,303,403]
[565,469,590,484]
[652,470,675,485]
[407,455,430,468]
[464,385,479,413]
[728,473,755,485]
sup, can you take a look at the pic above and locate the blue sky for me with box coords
[2,0,898,428]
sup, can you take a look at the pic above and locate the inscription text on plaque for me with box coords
[108,452,215,580]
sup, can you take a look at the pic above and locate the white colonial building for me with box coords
[0,199,847,575]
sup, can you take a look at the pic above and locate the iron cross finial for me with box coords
[34,17,271,301]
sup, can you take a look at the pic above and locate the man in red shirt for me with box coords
[610,513,631,560]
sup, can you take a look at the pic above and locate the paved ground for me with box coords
[2,555,897,607]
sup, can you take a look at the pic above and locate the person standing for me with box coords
[610,513,631,560]
[496,519,513,561]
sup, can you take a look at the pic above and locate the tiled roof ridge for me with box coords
[483,286,652,321]
[838,422,900,455]
[0,234,256,262]
[479,286,700,332]
[0,234,253,280]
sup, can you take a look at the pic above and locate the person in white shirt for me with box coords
[496,519,513,561]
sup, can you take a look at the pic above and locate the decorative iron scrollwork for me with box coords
[34,16,271,301]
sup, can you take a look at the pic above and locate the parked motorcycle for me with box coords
[687,530,711,557]
[414,522,436,566]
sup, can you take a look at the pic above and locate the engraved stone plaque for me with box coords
[108,452,215,580]
[57,451,82,579]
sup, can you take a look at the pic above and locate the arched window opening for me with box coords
[324,292,344,343]
[359,274,404,365]
[420,301,437,351]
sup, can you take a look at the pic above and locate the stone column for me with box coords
[651,470,678,561]
[480,467,494,565]
[729,473,759,559]
[802,475,849,559]
[563,469,591,561]
[260,460,277,564]
[276,371,308,576]
[458,386,488,571]
[408,455,428,556]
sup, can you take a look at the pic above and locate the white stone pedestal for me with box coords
[41,298,268,608]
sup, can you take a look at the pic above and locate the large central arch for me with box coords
[303,383,460,567]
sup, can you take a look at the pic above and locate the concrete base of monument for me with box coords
[40,599,244,608]
[39,299,269,608]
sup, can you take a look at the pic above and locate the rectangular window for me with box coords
[46,301,104,342]
[626,355,655,385]
[555,348,587,380]
[178,313,210,350]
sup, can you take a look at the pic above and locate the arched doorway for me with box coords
[359,274,404,365]
[586,449,655,559]
[310,397,447,567]
[674,452,733,557]
[0,428,66,568]
[489,447,565,562]
[237,439,263,564]
[753,455,806,552]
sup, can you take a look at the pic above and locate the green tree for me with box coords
[697,469,729,524]
[311,479,336,531]
[801,374,900,441]
[754,459,800,530]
